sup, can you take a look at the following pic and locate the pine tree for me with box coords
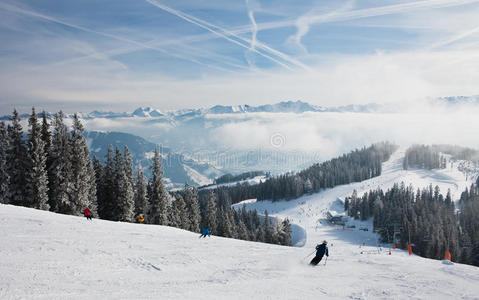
[7,109,29,206]
[172,193,188,229]
[124,146,135,193]
[26,107,49,210]
[279,219,292,246]
[237,219,249,240]
[69,114,96,215]
[114,147,134,222]
[41,111,54,206]
[93,156,105,217]
[217,207,232,237]
[148,147,169,225]
[264,210,273,243]
[49,111,72,213]
[0,122,10,204]
[184,183,201,232]
[133,163,148,218]
[204,191,217,233]
[101,146,117,220]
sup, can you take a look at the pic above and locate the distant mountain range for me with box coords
[4,96,478,121]
[2,96,478,185]
[0,100,383,121]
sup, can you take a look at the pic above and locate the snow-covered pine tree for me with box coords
[69,114,96,215]
[279,218,292,246]
[41,111,54,204]
[101,145,116,220]
[133,163,148,218]
[123,146,135,192]
[0,122,10,204]
[204,190,217,233]
[147,147,169,225]
[217,207,232,237]
[173,193,188,229]
[263,210,273,243]
[49,111,72,213]
[227,208,237,238]
[6,109,29,206]
[26,107,49,210]
[237,219,249,240]
[114,147,134,222]
[184,183,201,232]
[93,156,105,216]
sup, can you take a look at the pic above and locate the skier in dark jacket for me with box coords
[199,227,211,238]
[83,208,92,220]
[310,240,328,265]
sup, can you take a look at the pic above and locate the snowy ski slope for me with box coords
[1,149,479,299]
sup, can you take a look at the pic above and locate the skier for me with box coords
[199,227,211,238]
[136,214,145,223]
[310,240,328,266]
[83,207,92,221]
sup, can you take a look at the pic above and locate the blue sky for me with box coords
[1,0,479,114]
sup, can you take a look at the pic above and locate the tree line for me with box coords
[403,144,446,170]
[214,170,266,185]
[0,109,291,246]
[346,183,479,267]
[205,142,398,204]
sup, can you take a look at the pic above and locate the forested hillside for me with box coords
[205,142,398,204]
[0,109,291,246]
[347,183,479,266]
[403,144,446,170]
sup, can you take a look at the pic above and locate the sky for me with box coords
[1,0,479,114]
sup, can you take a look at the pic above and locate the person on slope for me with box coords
[310,240,328,265]
[199,227,211,238]
[83,207,92,221]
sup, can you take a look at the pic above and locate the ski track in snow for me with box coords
[1,149,479,299]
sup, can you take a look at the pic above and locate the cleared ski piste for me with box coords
[1,149,479,299]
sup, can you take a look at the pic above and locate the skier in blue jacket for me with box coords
[310,240,329,265]
[199,227,211,238]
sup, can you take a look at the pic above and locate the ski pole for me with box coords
[324,256,328,266]
[303,250,316,260]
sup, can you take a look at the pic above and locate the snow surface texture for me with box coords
[1,149,479,299]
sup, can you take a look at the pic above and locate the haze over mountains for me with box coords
[3,96,479,188]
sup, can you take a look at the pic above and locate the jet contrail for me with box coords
[146,0,308,71]
[254,0,479,32]
[429,25,479,49]
[0,2,240,73]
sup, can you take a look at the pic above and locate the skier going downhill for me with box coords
[199,227,211,238]
[83,208,92,221]
[310,240,329,266]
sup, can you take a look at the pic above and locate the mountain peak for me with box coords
[132,107,163,117]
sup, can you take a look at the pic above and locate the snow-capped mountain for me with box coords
[3,96,479,179]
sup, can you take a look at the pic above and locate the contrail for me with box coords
[146,0,308,71]
[0,2,239,73]
[246,0,258,50]
[254,0,479,32]
[429,25,479,49]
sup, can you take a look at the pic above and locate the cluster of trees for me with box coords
[0,109,291,247]
[403,145,446,170]
[346,183,479,266]
[210,142,398,203]
[214,171,266,185]
[0,109,96,214]
[432,144,479,163]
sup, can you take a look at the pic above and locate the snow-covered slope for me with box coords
[2,149,479,299]
[235,148,478,239]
